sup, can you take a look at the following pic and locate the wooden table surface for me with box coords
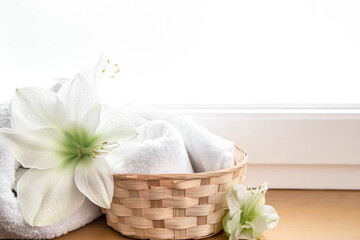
[56,190,360,240]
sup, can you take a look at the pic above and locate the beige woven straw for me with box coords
[102,145,247,239]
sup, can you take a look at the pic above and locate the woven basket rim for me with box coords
[113,145,247,180]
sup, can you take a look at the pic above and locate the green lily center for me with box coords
[60,125,118,161]
[78,146,96,156]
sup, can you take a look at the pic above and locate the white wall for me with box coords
[1,0,360,105]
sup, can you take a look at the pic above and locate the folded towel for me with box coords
[168,117,234,172]
[110,120,195,174]
[116,104,235,172]
[0,97,101,239]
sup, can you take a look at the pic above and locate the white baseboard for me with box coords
[243,164,360,190]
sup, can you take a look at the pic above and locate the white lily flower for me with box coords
[222,183,279,240]
[0,56,138,227]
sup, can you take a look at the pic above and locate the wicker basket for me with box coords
[102,145,247,240]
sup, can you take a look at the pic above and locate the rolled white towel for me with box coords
[168,117,234,172]
[110,120,195,174]
[116,104,235,172]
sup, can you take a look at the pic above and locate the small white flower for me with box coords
[222,183,279,240]
[0,56,138,227]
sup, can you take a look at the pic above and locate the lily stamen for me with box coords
[93,141,120,155]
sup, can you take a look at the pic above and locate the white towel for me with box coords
[110,120,195,174]
[0,88,101,239]
[116,104,235,172]
[168,117,234,172]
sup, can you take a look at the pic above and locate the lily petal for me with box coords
[80,53,108,89]
[82,103,102,134]
[96,107,138,143]
[74,156,114,208]
[57,74,97,123]
[223,210,242,237]
[249,204,280,238]
[226,185,250,215]
[0,127,68,169]
[17,164,85,227]
[236,226,254,240]
[10,87,69,130]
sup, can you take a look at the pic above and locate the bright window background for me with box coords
[1,0,360,105]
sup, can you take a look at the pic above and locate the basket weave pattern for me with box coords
[102,146,247,239]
